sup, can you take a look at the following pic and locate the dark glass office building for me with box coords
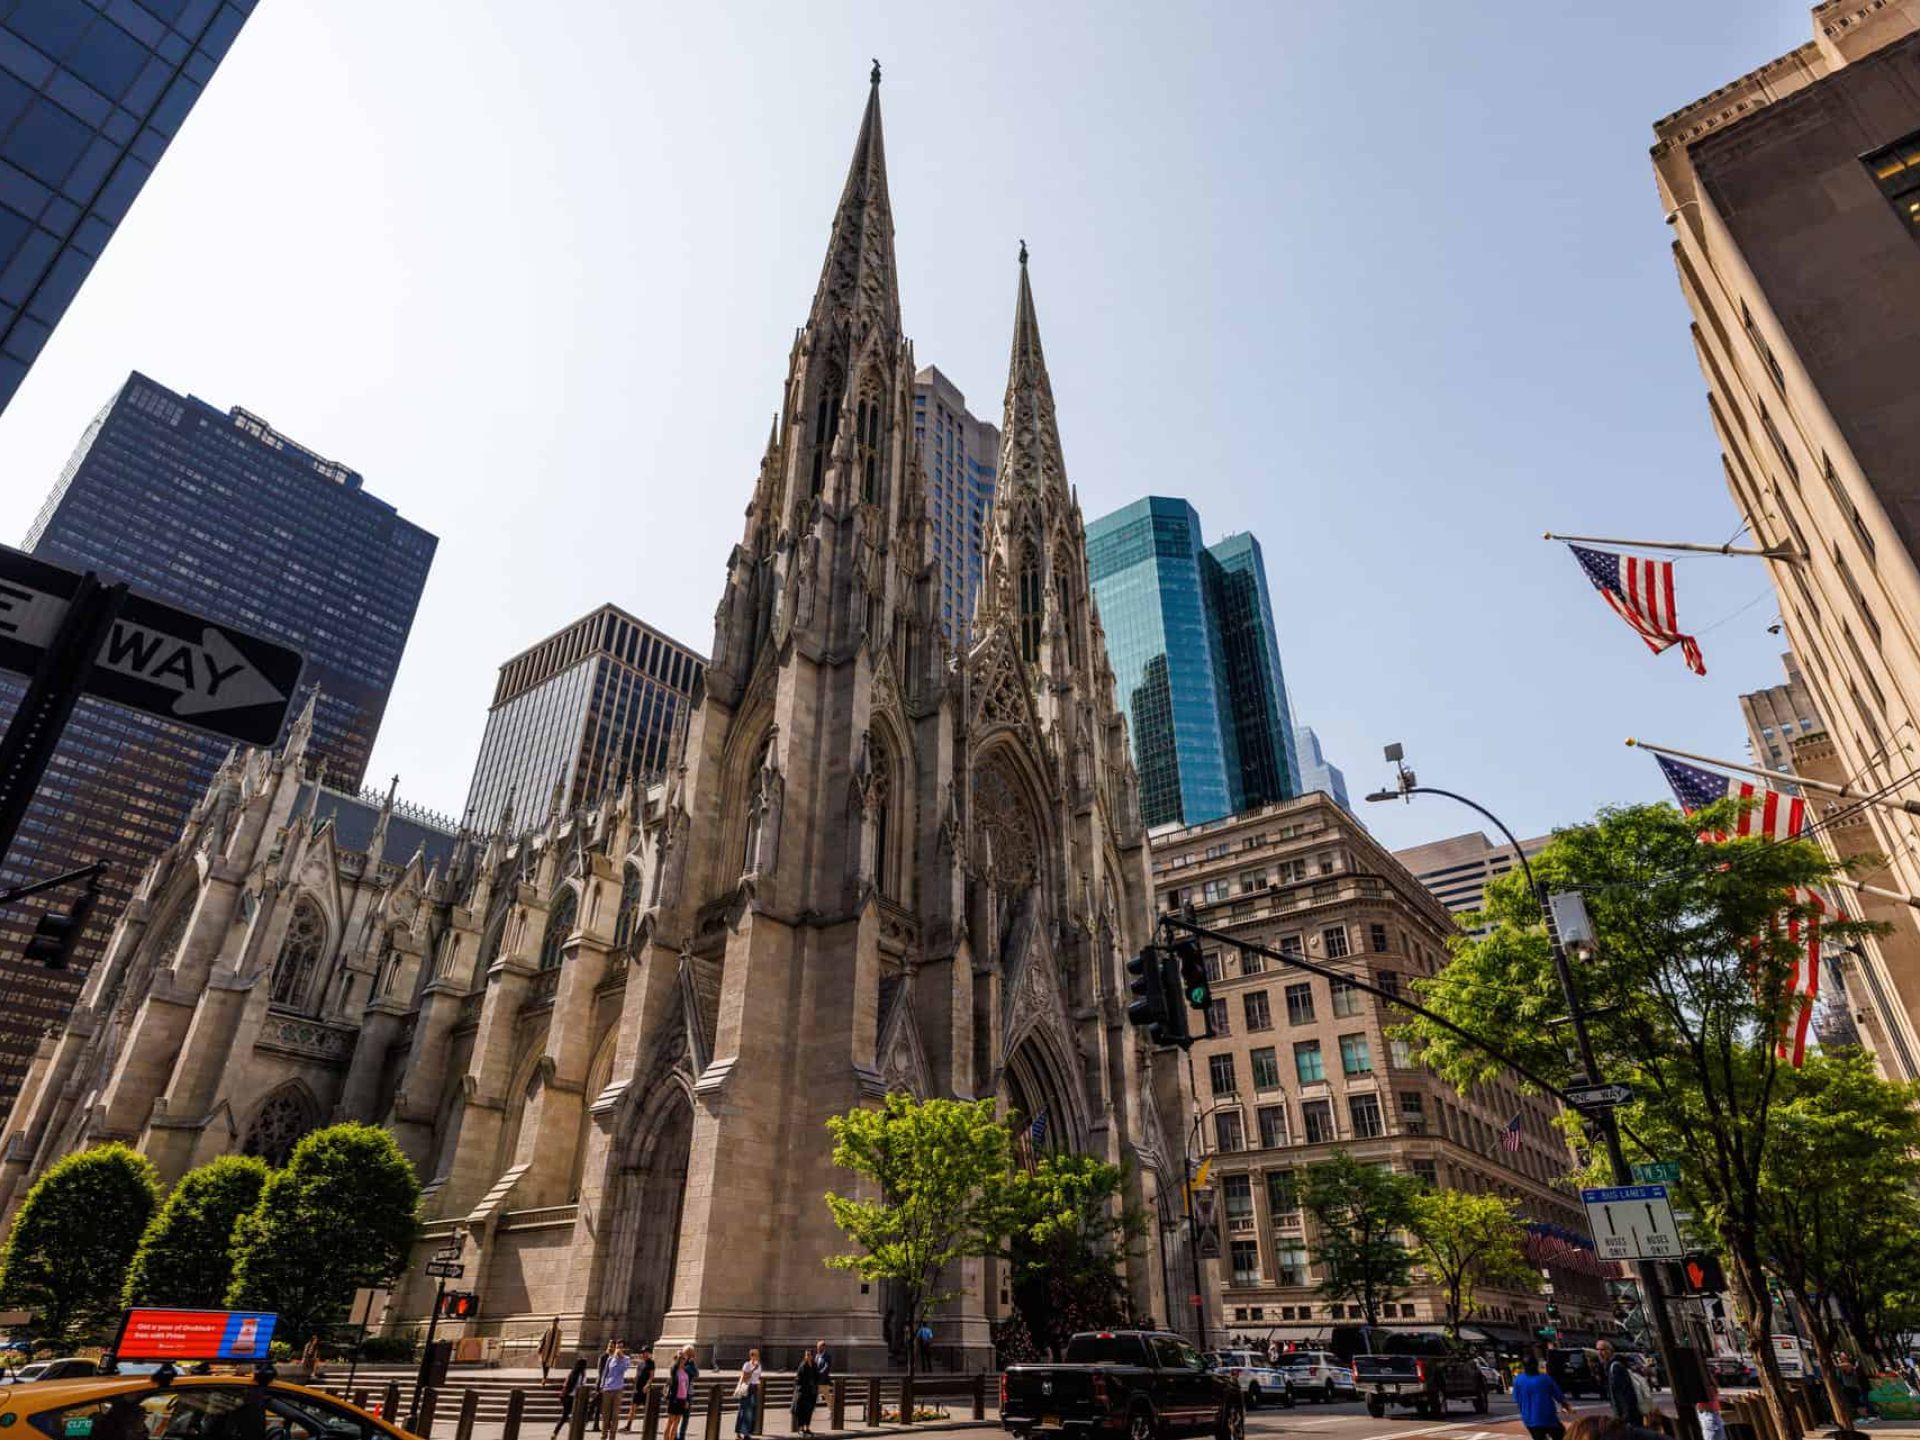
[0,371,435,1107]
[1086,496,1300,828]
[464,604,705,833]
[0,0,257,412]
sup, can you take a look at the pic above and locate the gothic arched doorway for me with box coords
[607,1080,694,1348]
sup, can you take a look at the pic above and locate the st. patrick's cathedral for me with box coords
[0,73,1186,1367]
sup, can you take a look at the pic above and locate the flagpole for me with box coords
[1546,531,1803,562]
[1626,736,1920,816]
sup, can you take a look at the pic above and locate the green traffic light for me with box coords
[1188,985,1208,1006]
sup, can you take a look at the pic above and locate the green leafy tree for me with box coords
[1003,1153,1146,1357]
[1408,1189,1533,1340]
[227,1124,420,1348]
[1299,1153,1418,1328]
[1401,800,1866,1440]
[823,1094,1018,1380]
[0,1143,159,1343]
[1754,1050,1920,1424]
[124,1153,270,1309]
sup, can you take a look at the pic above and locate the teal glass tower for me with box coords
[1086,496,1300,827]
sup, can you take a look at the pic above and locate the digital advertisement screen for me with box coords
[113,1309,278,1362]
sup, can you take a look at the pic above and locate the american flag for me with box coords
[1780,887,1826,1068]
[1500,1113,1523,1153]
[1656,755,1808,841]
[1030,1107,1049,1145]
[1568,545,1706,676]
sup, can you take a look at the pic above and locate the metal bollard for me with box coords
[419,1387,440,1439]
[865,1378,881,1429]
[503,1390,526,1440]
[899,1378,914,1428]
[383,1382,402,1425]
[830,1379,846,1432]
[641,1382,662,1440]
[972,1375,986,1421]
[569,1384,592,1440]
[751,1379,765,1438]
[703,1382,724,1440]
[353,1391,370,1412]
[455,1389,479,1440]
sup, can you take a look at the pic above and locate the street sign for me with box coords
[424,1261,464,1280]
[1581,1183,1682,1260]
[432,1244,462,1262]
[1565,1081,1635,1110]
[1632,1161,1681,1184]
[0,547,304,746]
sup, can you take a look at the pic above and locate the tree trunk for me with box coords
[1793,1296,1855,1434]
[1727,1243,1802,1440]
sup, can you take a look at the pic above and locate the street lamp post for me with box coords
[1367,748,1698,1440]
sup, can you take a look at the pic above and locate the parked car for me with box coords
[1001,1330,1245,1440]
[1203,1351,1294,1409]
[1708,1356,1760,1389]
[1352,1340,1489,1420]
[4,1358,99,1385]
[1281,1350,1358,1402]
[1546,1348,1607,1400]
[1472,1357,1505,1393]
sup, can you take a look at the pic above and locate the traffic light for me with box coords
[1127,948,1168,1033]
[1171,939,1214,1038]
[437,1290,478,1320]
[23,875,101,970]
[1681,1253,1727,1295]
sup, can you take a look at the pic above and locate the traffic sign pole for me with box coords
[0,573,124,870]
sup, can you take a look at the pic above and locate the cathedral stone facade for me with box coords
[0,74,1184,1368]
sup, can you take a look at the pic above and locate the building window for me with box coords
[1302,1100,1335,1144]
[1412,1159,1439,1189]
[1251,1046,1281,1091]
[1258,1106,1288,1149]
[1322,926,1350,958]
[1265,1168,1298,1215]
[1215,1110,1245,1153]
[1208,998,1231,1036]
[1349,1094,1385,1138]
[1018,549,1043,663]
[1865,130,1920,240]
[1294,1040,1325,1084]
[1240,870,1265,894]
[1223,1173,1254,1220]
[1277,1241,1309,1286]
[1285,982,1315,1025]
[539,887,577,971]
[1369,923,1389,953]
[1377,971,1401,1000]
[270,898,326,1009]
[1203,879,1231,903]
[1240,948,1265,976]
[1230,1240,1261,1286]
[1279,934,1304,958]
[1330,978,1362,1018]
[1203,949,1224,982]
[1340,1035,1373,1075]
[1209,1054,1238,1095]
[1390,1036,1414,1068]
[1398,1092,1426,1134]
[1244,991,1273,1031]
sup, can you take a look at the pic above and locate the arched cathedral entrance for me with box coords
[605,1082,694,1348]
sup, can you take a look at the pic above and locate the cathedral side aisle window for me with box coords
[540,888,577,970]
[269,898,325,1008]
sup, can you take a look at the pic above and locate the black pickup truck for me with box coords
[1351,1337,1488,1419]
[1001,1330,1244,1440]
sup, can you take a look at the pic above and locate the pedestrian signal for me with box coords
[437,1291,478,1320]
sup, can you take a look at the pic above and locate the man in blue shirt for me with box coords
[1513,1351,1574,1440]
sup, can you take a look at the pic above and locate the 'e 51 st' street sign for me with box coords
[1633,1161,1681,1185]
[0,547,303,746]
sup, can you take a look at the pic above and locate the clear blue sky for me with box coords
[0,1,1816,851]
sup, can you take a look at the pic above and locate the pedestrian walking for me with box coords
[622,1344,656,1431]
[915,1323,932,1373]
[664,1346,699,1440]
[554,1358,591,1440]
[1512,1352,1574,1440]
[539,1318,564,1385]
[813,1339,833,1415]
[733,1349,762,1437]
[599,1341,632,1437]
[792,1348,820,1438]
[1596,1341,1645,1428]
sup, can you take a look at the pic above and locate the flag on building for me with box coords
[1500,1113,1523,1153]
[1568,545,1706,675]
[1780,887,1826,1068]
[1030,1107,1049,1145]
[1656,754,1808,841]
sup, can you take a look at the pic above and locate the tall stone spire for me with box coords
[804,65,900,341]
[998,246,1068,500]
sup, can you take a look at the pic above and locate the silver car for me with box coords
[1205,1350,1296,1409]
[1283,1350,1359,1402]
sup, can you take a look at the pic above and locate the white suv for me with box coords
[1206,1350,1296,1408]
[1284,1350,1358,1402]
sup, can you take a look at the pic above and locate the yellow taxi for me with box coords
[0,1372,418,1440]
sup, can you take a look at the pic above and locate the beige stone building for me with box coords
[0,74,1186,1370]
[1153,794,1613,1348]
[1650,2,1920,1078]
[1392,831,1551,932]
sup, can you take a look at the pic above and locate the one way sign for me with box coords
[0,547,304,746]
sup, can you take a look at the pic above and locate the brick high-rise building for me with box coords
[1651,3,1920,1074]
[0,0,257,412]
[0,371,434,1106]
[1153,794,1610,1345]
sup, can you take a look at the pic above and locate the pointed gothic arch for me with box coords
[241,1081,320,1167]
[269,896,327,1009]
[612,863,644,949]
[539,887,578,970]
[603,1064,696,1349]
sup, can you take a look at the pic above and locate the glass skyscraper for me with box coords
[464,603,705,832]
[1086,496,1300,828]
[0,0,257,413]
[912,365,997,641]
[0,370,435,1107]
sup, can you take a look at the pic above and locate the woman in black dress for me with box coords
[552,1357,590,1440]
[792,1347,820,1437]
